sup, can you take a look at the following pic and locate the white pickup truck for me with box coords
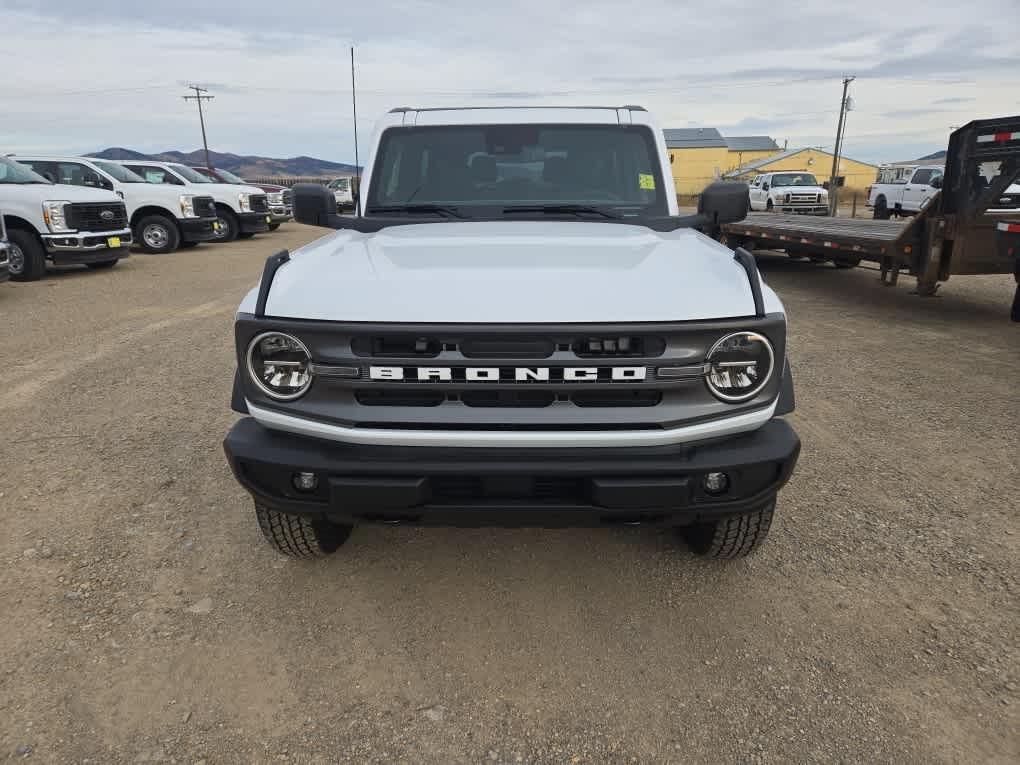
[116,160,271,242]
[0,207,10,283]
[749,171,829,215]
[0,155,131,280]
[222,105,801,561]
[14,155,221,253]
[868,165,944,219]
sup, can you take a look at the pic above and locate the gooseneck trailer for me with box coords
[715,117,1020,319]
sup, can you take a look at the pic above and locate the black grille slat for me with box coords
[430,475,587,504]
[193,196,216,218]
[66,202,127,232]
[249,194,269,213]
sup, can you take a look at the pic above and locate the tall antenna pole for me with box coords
[828,76,854,215]
[182,85,215,168]
[351,46,361,216]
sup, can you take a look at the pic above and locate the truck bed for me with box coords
[721,212,915,259]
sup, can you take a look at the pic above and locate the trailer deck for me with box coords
[720,212,918,260]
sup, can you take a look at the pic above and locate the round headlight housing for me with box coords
[246,332,313,400]
[704,331,775,403]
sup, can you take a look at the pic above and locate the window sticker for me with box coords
[639,173,656,190]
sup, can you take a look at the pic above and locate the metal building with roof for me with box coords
[723,147,878,194]
[662,128,781,196]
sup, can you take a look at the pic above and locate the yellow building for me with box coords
[724,147,877,195]
[663,129,781,196]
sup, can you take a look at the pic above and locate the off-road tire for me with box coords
[85,260,118,270]
[8,229,47,281]
[215,207,240,242]
[873,198,890,220]
[268,223,281,231]
[682,500,775,559]
[135,214,180,253]
[254,503,352,558]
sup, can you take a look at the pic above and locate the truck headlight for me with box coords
[42,201,72,233]
[705,332,774,403]
[238,193,253,213]
[246,332,313,400]
[820,190,829,200]
[267,191,284,205]
[180,195,198,218]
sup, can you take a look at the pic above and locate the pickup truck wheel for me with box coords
[765,199,774,211]
[268,223,281,231]
[7,229,46,281]
[85,260,118,270]
[682,500,775,559]
[873,198,890,219]
[254,504,352,558]
[135,215,180,253]
[214,208,239,242]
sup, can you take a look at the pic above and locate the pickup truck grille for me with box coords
[249,194,269,213]
[65,202,128,232]
[236,318,788,433]
[787,193,820,204]
[193,196,216,218]
[281,189,293,206]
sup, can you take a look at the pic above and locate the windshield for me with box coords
[213,167,247,184]
[0,156,51,184]
[330,178,350,191]
[93,160,146,183]
[770,173,819,187]
[365,124,666,216]
[169,163,214,183]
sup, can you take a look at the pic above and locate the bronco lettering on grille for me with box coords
[368,366,647,382]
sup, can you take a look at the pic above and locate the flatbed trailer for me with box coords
[715,116,1020,318]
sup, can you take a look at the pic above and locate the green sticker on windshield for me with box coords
[639,173,655,190]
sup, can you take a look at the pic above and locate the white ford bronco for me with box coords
[0,155,131,280]
[223,106,800,560]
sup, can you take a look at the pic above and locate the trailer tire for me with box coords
[873,197,890,220]
[833,256,862,269]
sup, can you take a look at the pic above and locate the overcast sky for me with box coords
[3,0,1018,165]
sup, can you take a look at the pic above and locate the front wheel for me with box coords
[214,207,240,242]
[268,223,281,231]
[6,229,47,281]
[254,504,353,558]
[682,500,775,559]
[135,214,180,253]
[873,198,890,220]
[765,199,774,212]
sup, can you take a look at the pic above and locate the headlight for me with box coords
[180,195,197,218]
[704,331,775,403]
[267,191,284,205]
[246,332,313,400]
[238,193,253,213]
[820,190,829,200]
[42,201,72,232]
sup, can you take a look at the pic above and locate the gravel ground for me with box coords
[1,226,1017,764]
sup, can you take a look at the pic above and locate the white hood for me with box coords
[242,221,783,323]
[1,183,122,204]
[198,182,264,197]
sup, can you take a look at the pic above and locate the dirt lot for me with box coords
[1,225,1017,764]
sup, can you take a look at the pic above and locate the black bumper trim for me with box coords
[223,417,800,527]
[179,216,221,243]
[51,245,131,265]
[239,212,271,234]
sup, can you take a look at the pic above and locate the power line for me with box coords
[182,84,214,168]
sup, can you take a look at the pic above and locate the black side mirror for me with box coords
[762,182,770,191]
[293,183,344,227]
[699,181,749,226]
[930,176,943,189]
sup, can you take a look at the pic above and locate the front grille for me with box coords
[282,189,293,205]
[65,202,128,232]
[249,194,269,213]
[787,193,819,204]
[193,196,216,218]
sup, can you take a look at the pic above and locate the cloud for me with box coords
[1,0,1017,164]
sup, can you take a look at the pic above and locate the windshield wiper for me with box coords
[502,204,621,220]
[368,204,465,219]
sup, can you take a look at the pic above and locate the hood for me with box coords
[247,221,782,323]
[252,183,286,192]
[2,183,123,204]
[197,182,265,197]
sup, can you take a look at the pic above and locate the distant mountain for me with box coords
[86,147,359,178]
[915,150,947,161]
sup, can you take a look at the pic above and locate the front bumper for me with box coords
[239,212,272,234]
[41,228,133,264]
[179,216,222,243]
[224,417,800,527]
[269,205,293,223]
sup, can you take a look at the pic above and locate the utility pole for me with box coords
[350,46,361,215]
[828,76,855,215]
[182,85,214,168]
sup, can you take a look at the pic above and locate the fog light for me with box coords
[703,472,729,495]
[292,472,319,491]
